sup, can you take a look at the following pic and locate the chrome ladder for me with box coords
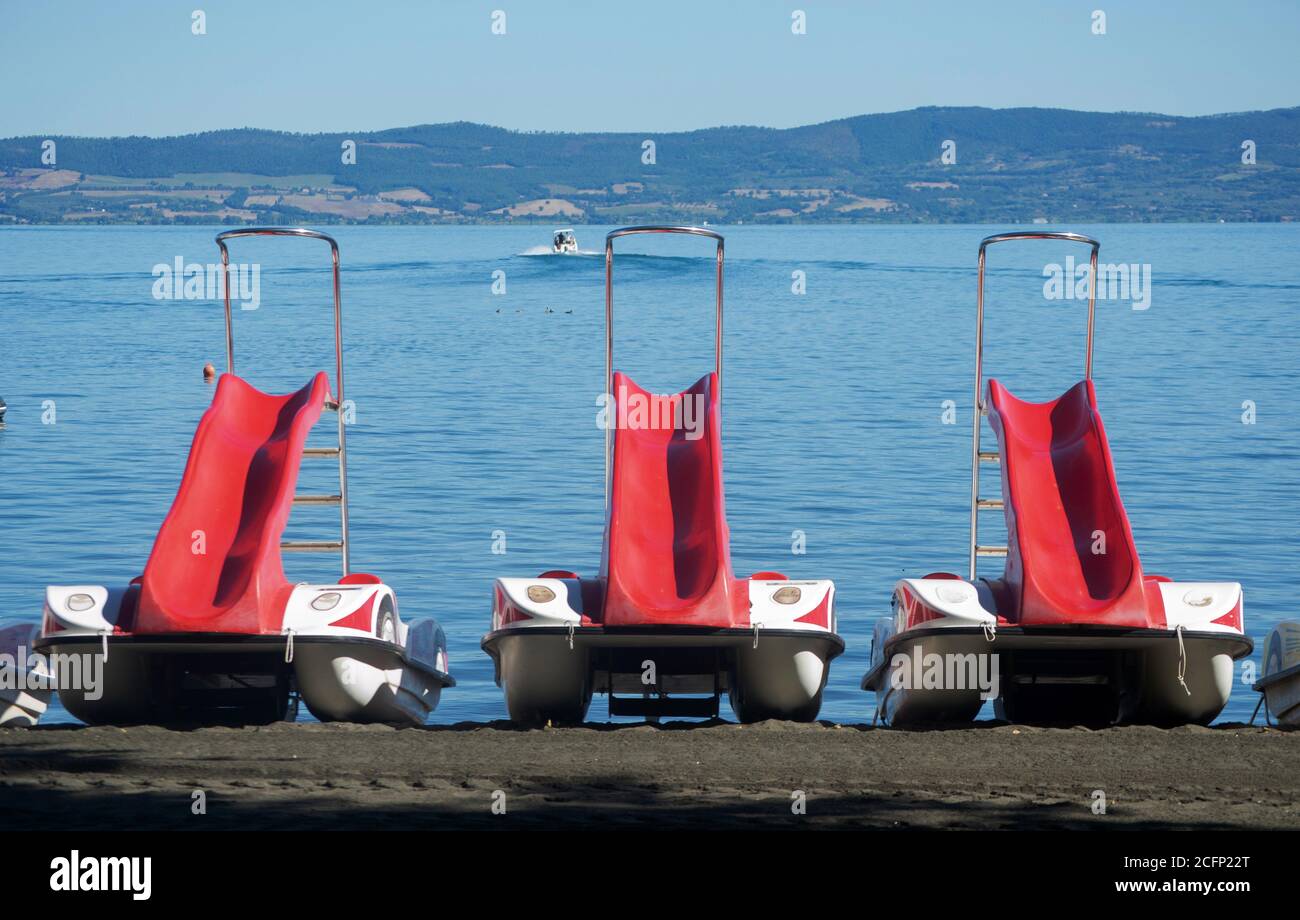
[604,225,725,507]
[968,230,1100,580]
[216,227,351,578]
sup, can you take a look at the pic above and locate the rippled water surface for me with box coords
[1,224,1296,723]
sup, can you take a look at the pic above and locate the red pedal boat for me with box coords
[863,231,1251,726]
[34,229,452,726]
[483,226,843,723]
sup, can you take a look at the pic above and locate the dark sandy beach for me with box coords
[1,721,1295,831]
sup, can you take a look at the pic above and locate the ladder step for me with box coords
[293,494,342,506]
[978,450,1001,464]
[608,695,720,719]
[976,498,1004,510]
[975,544,1009,557]
[281,540,345,553]
[302,447,341,458]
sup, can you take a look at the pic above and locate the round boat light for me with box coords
[311,592,342,611]
[65,593,95,613]
[937,583,972,604]
[1182,590,1214,608]
[772,586,802,605]
[527,585,556,604]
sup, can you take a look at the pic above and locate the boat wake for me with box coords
[519,246,601,257]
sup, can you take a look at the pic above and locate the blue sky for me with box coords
[2,1,1297,137]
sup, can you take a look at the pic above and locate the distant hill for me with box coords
[2,106,1298,224]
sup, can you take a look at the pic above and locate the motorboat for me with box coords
[0,621,54,726]
[483,226,844,724]
[863,231,1251,726]
[1254,621,1300,727]
[34,228,453,726]
[552,228,578,254]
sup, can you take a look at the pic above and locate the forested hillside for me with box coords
[3,106,1297,223]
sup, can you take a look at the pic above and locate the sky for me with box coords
[2,0,1298,138]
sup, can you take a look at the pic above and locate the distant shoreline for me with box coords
[0,217,1292,228]
[4,105,1297,225]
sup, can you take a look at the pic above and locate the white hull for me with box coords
[864,577,1251,726]
[0,687,53,727]
[484,626,842,723]
[1257,668,1300,727]
[486,575,843,724]
[866,626,1247,726]
[292,636,448,725]
[38,582,452,726]
[37,634,451,727]
[0,622,53,727]
[1256,622,1300,727]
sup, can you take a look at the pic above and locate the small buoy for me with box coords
[202,362,216,382]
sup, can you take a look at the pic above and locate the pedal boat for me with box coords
[1254,621,1300,727]
[863,232,1251,726]
[34,229,452,726]
[484,226,843,724]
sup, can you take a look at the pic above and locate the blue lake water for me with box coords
[1,224,1297,724]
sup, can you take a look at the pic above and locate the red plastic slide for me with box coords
[601,372,748,628]
[986,378,1159,628]
[133,372,330,635]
